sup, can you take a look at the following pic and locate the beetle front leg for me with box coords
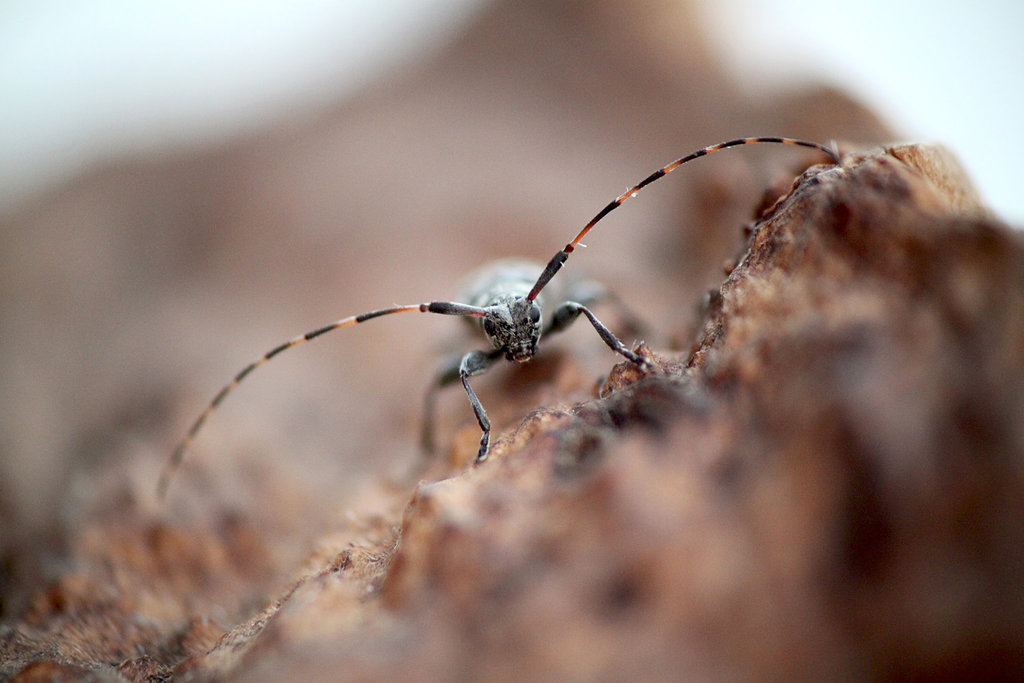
[549,301,653,369]
[458,349,498,463]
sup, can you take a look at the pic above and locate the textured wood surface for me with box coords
[8,2,1021,681]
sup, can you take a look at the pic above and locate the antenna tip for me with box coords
[828,139,842,163]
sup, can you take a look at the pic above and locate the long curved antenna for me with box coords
[158,301,487,499]
[528,136,841,301]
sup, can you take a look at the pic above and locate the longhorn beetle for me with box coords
[158,137,840,498]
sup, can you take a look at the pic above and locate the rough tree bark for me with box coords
[4,141,1022,680]
[3,1,1020,680]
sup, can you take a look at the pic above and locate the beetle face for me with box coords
[482,296,542,362]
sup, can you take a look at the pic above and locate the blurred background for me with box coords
[3,0,1020,222]
[0,0,1018,597]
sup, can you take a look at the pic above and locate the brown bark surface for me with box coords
[6,1,1022,681]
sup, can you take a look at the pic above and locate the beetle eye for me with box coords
[483,319,497,337]
[529,307,541,323]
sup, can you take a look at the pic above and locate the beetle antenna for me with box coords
[528,137,840,300]
[158,301,486,499]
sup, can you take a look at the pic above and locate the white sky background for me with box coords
[1,0,1021,224]
[701,1,1024,225]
